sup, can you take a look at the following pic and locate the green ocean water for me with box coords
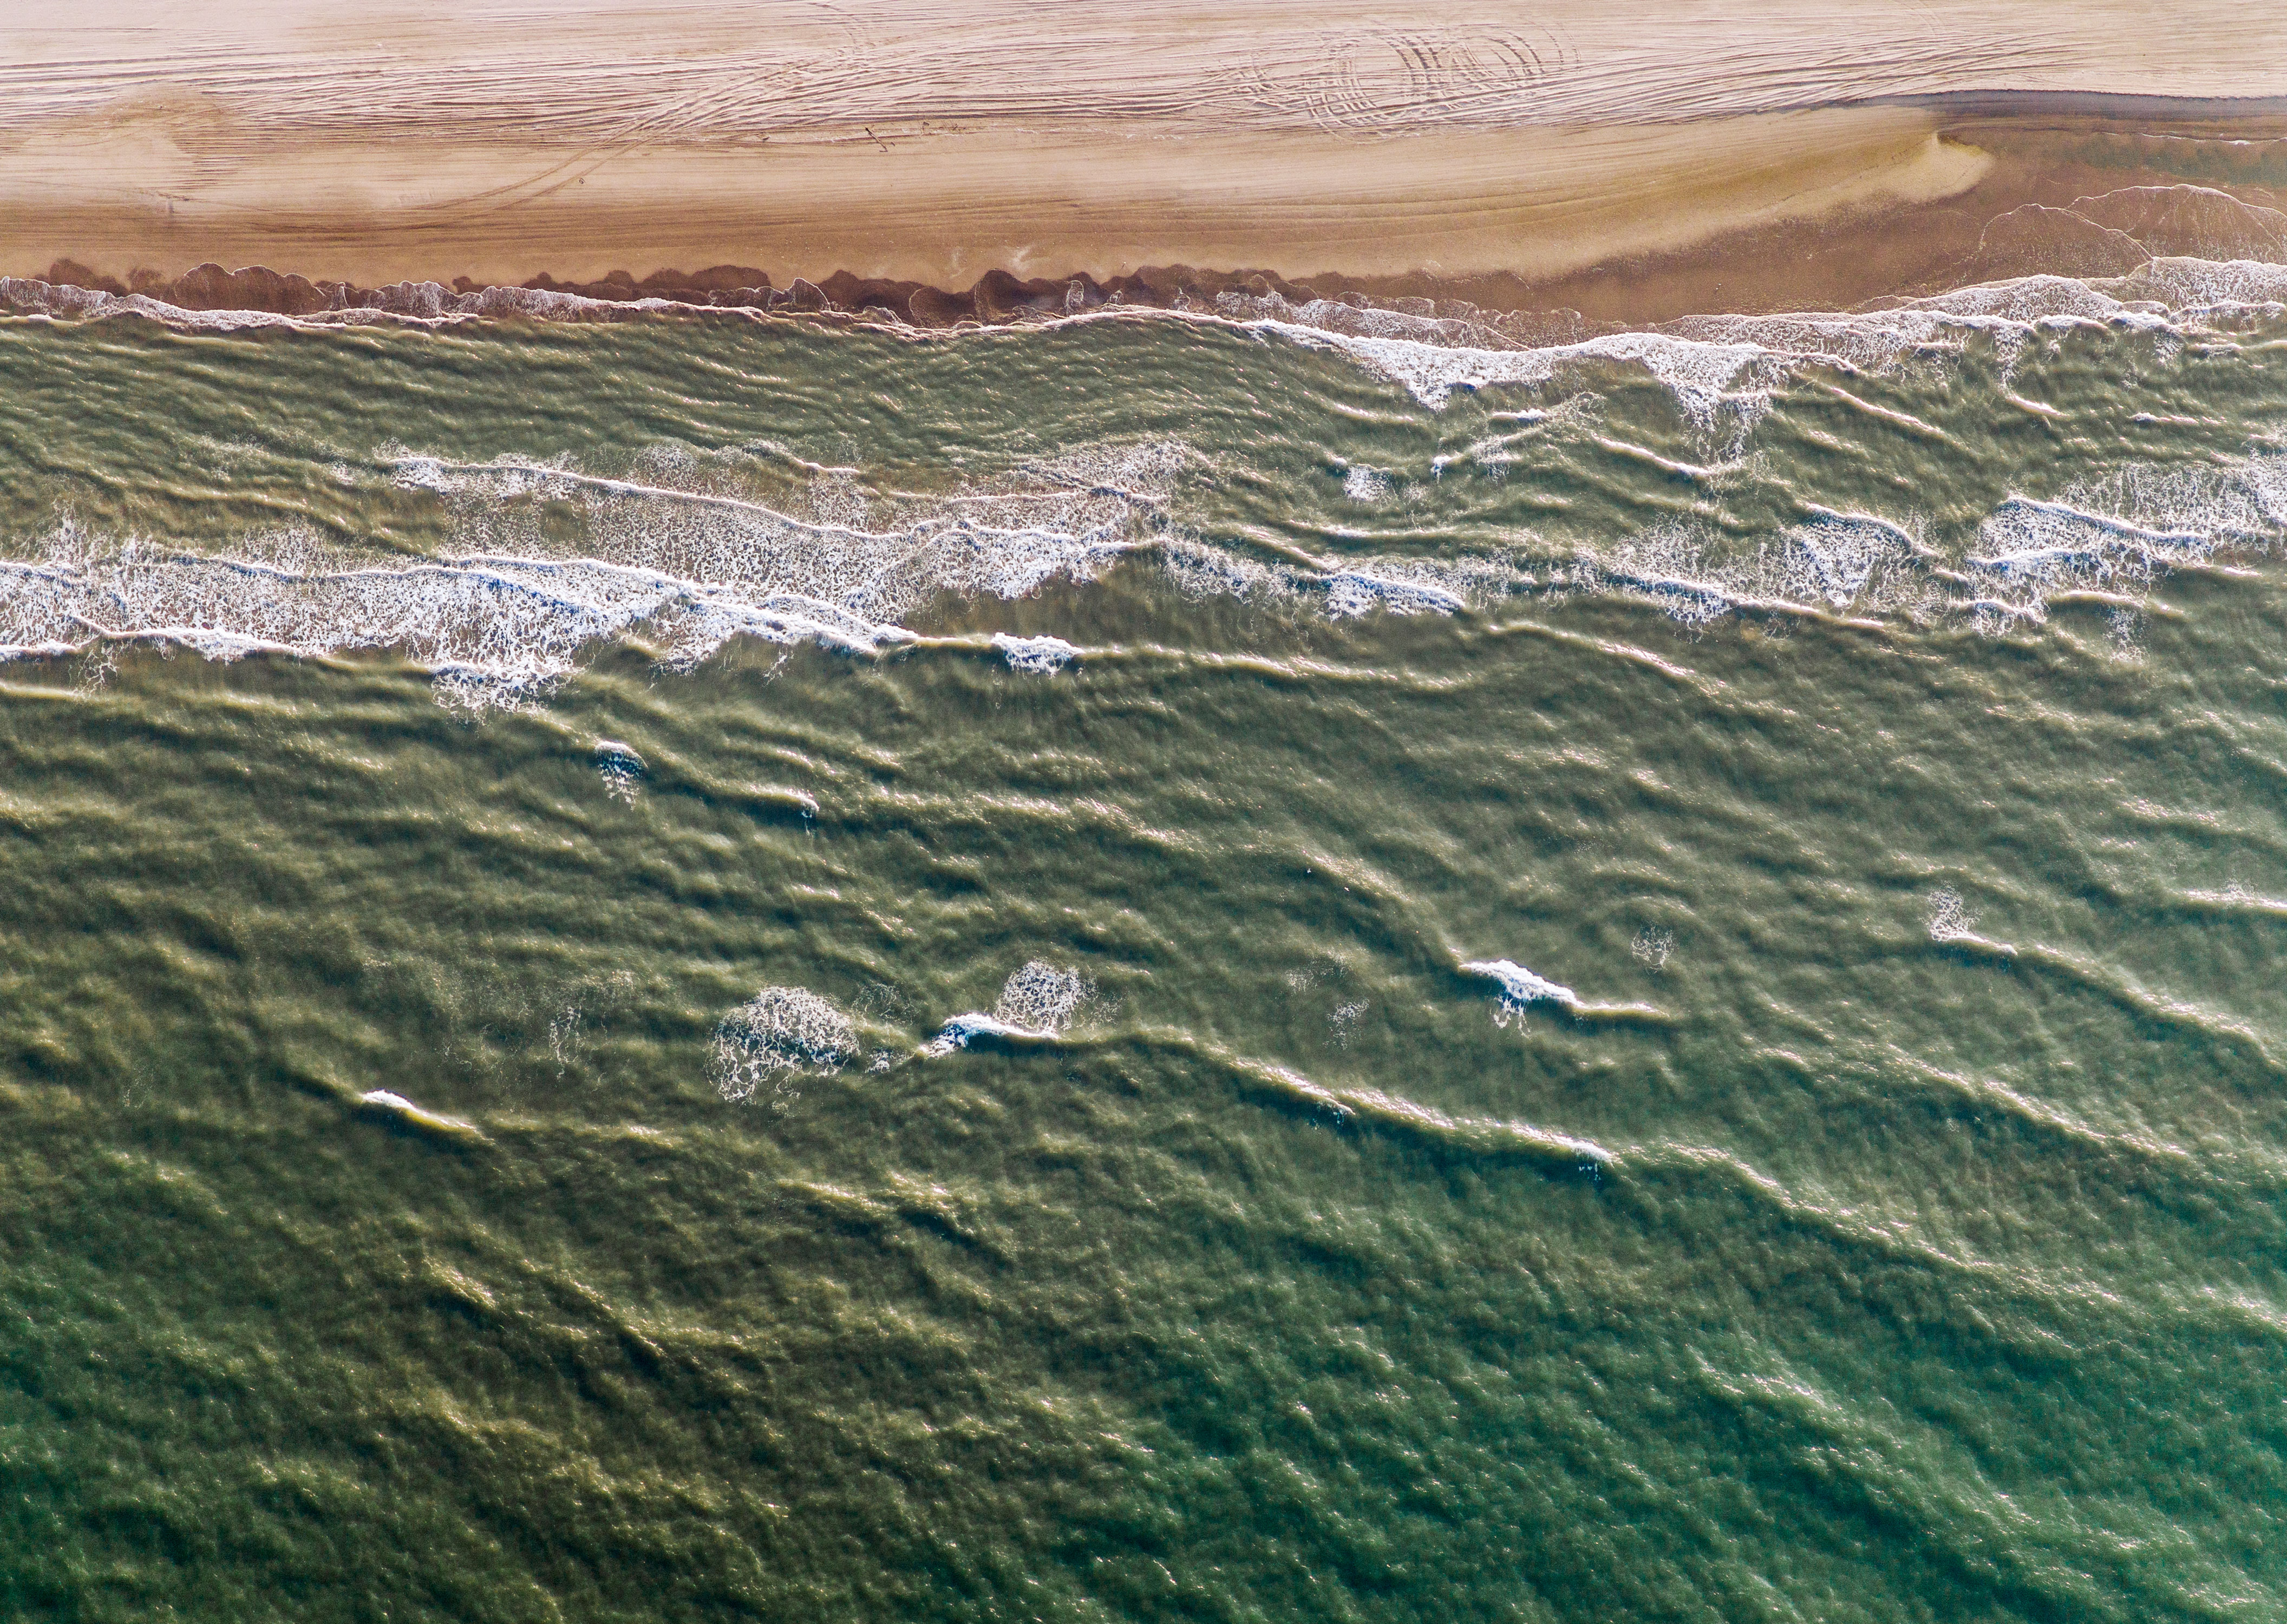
[0,293,2284,1621]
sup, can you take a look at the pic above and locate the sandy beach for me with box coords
[3,2,2284,310]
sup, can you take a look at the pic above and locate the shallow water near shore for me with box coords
[2,286,2286,1620]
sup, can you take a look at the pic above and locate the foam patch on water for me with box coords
[1341,465,1391,503]
[713,986,855,1104]
[1926,889,1976,942]
[0,526,917,707]
[1959,500,2216,631]
[2106,606,2146,663]
[1164,483,2178,638]
[2115,258,2287,310]
[0,277,709,331]
[1540,509,1934,628]
[997,960,1094,1029]
[1268,317,1783,428]
[1206,279,2287,636]
[1322,567,1469,619]
[4,280,2282,696]
[10,434,2276,696]
[393,441,1174,636]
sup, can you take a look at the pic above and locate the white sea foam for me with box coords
[713,986,855,1104]
[2115,257,2287,311]
[919,1012,1049,1053]
[923,960,1094,1054]
[393,441,1173,630]
[996,960,1094,1029]
[1207,270,2285,634]
[1926,888,1976,943]
[1542,509,1931,628]
[2106,605,2146,663]
[1226,268,2278,437]
[1341,465,1391,503]
[0,530,917,705]
[9,258,2277,442]
[0,277,698,331]
[1322,567,1472,619]
[1267,316,1782,427]
[1538,439,2286,633]
[9,428,2275,694]
[1463,957,1666,1025]
[1631,927,1675,971]
[991,633,1080,673]
[594,738,646,801]
[0,441,1179,704]
[4,270,2281,695]
[1158,536,1293,604]
[1159,538,1519,623]
[1163,438,2281,636]
[1463,959,1582,1012]
[1950,453,2287,630]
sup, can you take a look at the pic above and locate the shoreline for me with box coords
[1,104,1992,296]
[6,111,2282,335]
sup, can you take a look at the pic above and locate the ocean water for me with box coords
[1,278,2285,1620]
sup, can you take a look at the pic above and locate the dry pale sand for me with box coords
[3,1,2283,294]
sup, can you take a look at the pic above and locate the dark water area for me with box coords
[1,284,2284,1620]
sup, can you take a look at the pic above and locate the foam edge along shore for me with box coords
[1,244,2283,705]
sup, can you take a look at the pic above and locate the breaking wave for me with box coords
[1462,959,1663,1024]
[923,961,1096,1054]
[0,443,1177,703]
[3,260,2284,701]
[9,434,2278,701]
[1222,260,2287,423]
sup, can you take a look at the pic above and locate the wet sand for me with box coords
[3,106,1994,293]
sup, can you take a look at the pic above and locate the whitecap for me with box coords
[594,738,646,801]
[919,1012,1053,1055]
[1463,958,1582,1012]
[355,1089,484,1141]
[923,960,1094,1055]
[1462,958,1665,1025]
[991,632,1080,673]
